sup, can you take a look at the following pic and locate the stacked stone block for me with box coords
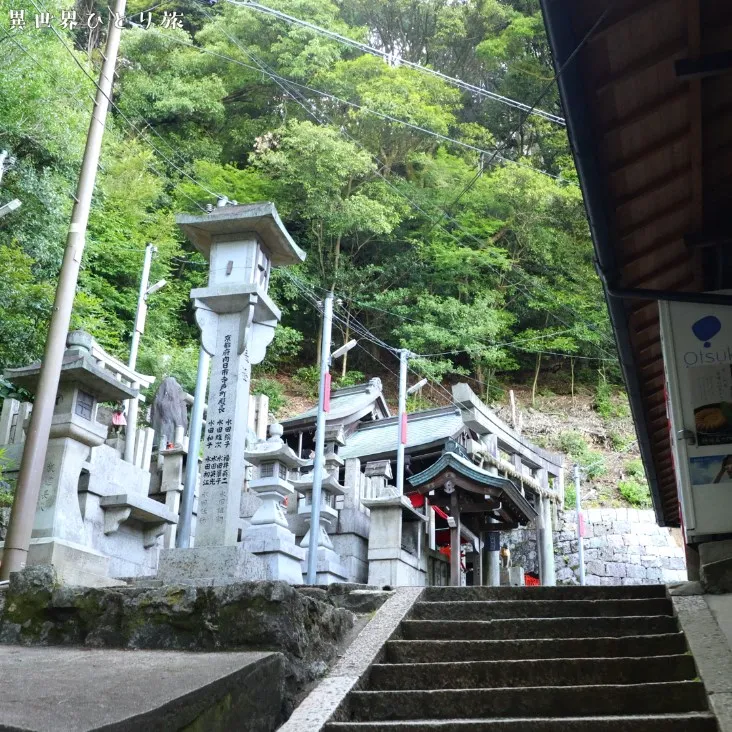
[506,507,686,586]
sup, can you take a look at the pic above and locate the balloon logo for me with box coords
[692,315,722,348]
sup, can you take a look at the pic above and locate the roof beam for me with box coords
[604,87,687,140]
[607,126,689,176]
[622,253,692,289]
[686,0,705,240]
[615,168,690,209]
[588,0,677,47]
[617,197,691,239]
[597,37,687,95]
[676,50,732,79]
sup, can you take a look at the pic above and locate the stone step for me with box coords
[422,585,668,602]
[411,598,672,620]
[386,634,688,663]
[346,681,709,721]
[326,712,718,731]
[401,615,678,640]
[367,654,697,690]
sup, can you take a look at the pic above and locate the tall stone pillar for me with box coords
[541,494,556,586]
[158,203,305,584]
[486,530,501,587]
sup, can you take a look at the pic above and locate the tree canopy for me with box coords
[0,0,617,400]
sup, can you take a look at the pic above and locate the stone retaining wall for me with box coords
[506,507,687,586]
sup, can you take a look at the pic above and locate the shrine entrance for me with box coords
[408,441,537,587]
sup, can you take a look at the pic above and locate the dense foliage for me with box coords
[0,0,618,399]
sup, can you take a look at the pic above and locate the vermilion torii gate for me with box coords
[408,441,538,586]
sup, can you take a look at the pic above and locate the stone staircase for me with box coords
[325,585,719,731]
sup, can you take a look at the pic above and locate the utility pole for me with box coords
[574,463,586,586]
[123,244,166,463]
[0,0,127,580]
[396,351,427,495]
[306,293,334,585]
[396,349,409,495]
[176,347,210,548]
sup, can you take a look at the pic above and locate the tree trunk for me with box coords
[531,351,543,407]
[570,358,575,404]
[475,363,485,400]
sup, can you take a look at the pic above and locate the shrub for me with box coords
[558,431,587,460]
[593,380,614,420]
[619,477,652,507]
[256,326,304,375]
[335,370,365,389]
[584,450,607,480]
[625,458,646,479]
[593,381,631,420]
[406,392,436,413]
[608,430,634,451]
[564,480,576,510]
[293,365,320,397]
[252,377,287,416]
[558,431,606,479]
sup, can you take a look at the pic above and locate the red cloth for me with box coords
[525,574,540,586]
[407,492,448,519]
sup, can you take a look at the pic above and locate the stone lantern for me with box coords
[292,443,348,584]
[242,424,307,583]
[158,202,305,585]
[2,330,137,585]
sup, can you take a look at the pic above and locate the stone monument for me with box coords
[150,376,188,448]
[158,202,305,584]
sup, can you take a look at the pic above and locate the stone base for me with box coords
[367,558,426,587]
[0,537,122,588]
[367,547,426,587]
[331,532,368,584]
[301,546,349,585]
[157,544,268,585]
[243,528,306,585]
[500,565,526,587]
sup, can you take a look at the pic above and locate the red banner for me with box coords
[400,412,408,444]
[323,372,331,412]
[578,511,586,538]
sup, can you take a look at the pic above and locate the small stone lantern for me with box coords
[243,423,308,583]
[292,444,348,584]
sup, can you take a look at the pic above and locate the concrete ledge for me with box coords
[673,594,732,731]
[0,647,284,732]
[279,586,423,731]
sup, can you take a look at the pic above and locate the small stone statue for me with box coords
[500,543,512,568]
[151,376,188,448]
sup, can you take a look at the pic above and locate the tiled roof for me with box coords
[281,379,389,427]
[339,407,465,460]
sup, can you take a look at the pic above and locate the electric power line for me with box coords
[190,21,615,358]
[163,34,571,186]
[221,0,566,126]
[423,3,614,241]
[27,0,224,208]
